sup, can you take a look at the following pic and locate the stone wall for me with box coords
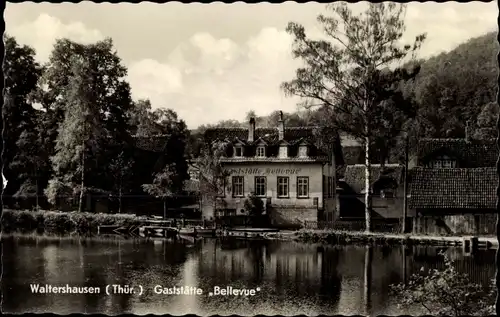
[269,206,318,229]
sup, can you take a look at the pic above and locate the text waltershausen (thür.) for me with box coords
[30,284,101,294]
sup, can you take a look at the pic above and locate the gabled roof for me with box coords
[291,137,312,146]
[204,127,319,145]
[343,164,404,194]
[417,138,497,168]
[204,126,344,164]
[233,137,247,146]
[275,139,290,146]
[408,167,497,210]
[254,137,268,145]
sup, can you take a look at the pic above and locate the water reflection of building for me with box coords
[198,240,341,302]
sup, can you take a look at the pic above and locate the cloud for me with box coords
[6,3,498,129]
[128,28,302,128]
[8,13,105,62]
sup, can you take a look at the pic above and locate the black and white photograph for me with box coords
[2,1,499,315]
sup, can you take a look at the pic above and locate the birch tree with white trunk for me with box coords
[282,3,425,232]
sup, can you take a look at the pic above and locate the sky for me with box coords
[5,2,498,129]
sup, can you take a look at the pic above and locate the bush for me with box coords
[44,212,76,234]
[390,251,495,316]
[243,193,265,217]
[1,209,144,236]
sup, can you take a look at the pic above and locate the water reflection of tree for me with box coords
[363,245,373,316]
[81,240,111,313]
[244,240,266,283]
[318,246,342,306]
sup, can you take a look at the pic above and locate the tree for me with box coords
[3,36,43,205]
[244,193,265,216]
[473,102,498,140]
[405,32,497,140]
[198,141,231,216]
[142,163,184,219]
[45,57,106,212]
[390,252,495,316]
[38,38,134,207]
[281,3,425,232]
[128,99,164,137]
[108,150,134,213]
[243,193,265,227]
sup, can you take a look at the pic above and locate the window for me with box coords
[254,176,267,197]
[216,209,236,217]
[216,177,225,196]
[277,177,289,198]
[279,146,288,158]
[234,146,243,157]
[327,177,333,198]
[428,155,457,168]
[430,160,456,168]
[256,146,266,157]
[232,176,244,197]
[297,177,309,198]
[298,145,308,157]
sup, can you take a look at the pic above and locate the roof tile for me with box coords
[408,167,497,209]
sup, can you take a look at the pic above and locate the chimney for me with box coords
[465,120,471,142]
[248,117,256,142]
[278,111,284,141]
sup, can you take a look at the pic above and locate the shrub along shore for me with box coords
[1,209,143,236]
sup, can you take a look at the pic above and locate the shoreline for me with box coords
[288,230,499,249]
[2,209,497,249]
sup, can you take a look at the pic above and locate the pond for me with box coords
[1,235,496,315]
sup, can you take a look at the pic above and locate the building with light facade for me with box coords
[201,112,344,227]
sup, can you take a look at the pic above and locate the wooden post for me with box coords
[402,136,409,234]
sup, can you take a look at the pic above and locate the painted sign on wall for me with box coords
[226,168,302,175]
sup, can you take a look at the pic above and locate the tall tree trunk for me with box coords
[363,83,372,233]
[163,199,167,219]
[365,137,372,233]
[331,144,337,224]
[118,185,122,214]
[78,139,85,213]
[35,168,40,211]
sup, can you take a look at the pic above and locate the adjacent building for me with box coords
[408,136,498,235]
[201,112,344,227]
[338,164,406,220]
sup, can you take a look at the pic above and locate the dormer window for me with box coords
[428,155,457,168]
[298,145,308,158]
[256,146,266,157]
[279,145,288,158]
[234,146,243,157]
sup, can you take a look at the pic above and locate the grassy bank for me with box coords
[1,209,144,236]
[294,229,409,245]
